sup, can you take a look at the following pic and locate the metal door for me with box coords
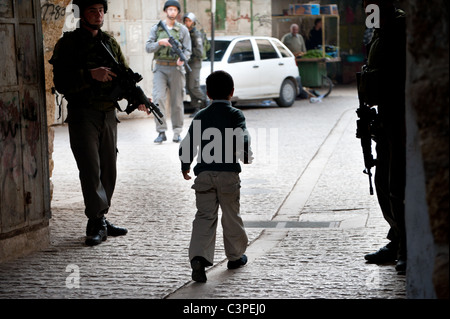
[0,0,50,237]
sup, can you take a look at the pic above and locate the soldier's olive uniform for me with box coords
[146,21,191,135]
[49,28,126,220]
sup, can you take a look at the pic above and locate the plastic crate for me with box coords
[320,5,338,15]
[290,4,320,15]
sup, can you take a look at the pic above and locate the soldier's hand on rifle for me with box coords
[176,57,185,67]
[137,104,149,114]
[158,38,172,47]
[89,67,117,82]
[137,98,153,115]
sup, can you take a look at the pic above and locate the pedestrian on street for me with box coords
[49,0,144,246]
[183,12,207,118]
[146,0,192,143]
[360,0,407,272]
[179,71,253,282]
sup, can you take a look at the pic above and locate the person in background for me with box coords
[306,18,323,50]
[281,23,307,57]
[183,12,207,118]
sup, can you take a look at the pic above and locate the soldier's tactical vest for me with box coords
[154,22,183,61]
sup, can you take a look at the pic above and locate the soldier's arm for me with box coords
[192,30,203,59]
[145,25,161,54]
[49,37,93,96]
[180,25,192,61]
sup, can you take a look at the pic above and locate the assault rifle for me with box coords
[158,20,192,72]
[99,41,164,124]
[356,71,377,195]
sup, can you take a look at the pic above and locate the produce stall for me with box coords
[273,6,340,98]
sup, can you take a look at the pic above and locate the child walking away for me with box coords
[179,71,253,282]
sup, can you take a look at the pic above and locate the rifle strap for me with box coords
[100,40,117,63]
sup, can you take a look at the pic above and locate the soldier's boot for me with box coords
[154,132,167,143]
[105,220,128,236]
[85,217,107,246]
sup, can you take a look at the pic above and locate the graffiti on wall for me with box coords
[0,96,21,199]
[231,13,271,28]
[253,13,271,28]
[0,97,20,141]
[22,90,40,179]
[0,91,40,182]
[41,1,80,29]
[41,1,67,22]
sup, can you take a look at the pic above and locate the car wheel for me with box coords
[274,79,296,107]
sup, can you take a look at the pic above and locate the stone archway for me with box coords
[401,0,449,299]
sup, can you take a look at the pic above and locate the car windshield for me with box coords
[204,40,231,62]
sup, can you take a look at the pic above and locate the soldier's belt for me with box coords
[156,60,178,66]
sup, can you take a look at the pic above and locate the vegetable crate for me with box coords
[297,60,327,87]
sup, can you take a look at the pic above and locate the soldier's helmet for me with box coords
[163,0,181,12]
[183,12,197,24]
[72,0,108,14]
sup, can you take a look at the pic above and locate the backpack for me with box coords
[200,28,211,60]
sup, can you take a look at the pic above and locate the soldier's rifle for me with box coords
[158,20,192,72]
[356,71,377,195]
[99,41,164,124]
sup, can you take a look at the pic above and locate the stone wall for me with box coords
[40,0,72,198]
[401,0,449,299]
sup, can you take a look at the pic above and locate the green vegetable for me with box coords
[302,49,332,59]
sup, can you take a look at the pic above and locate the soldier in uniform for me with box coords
[146,0,192,143]
[183,12,207,118]
[361,0,407,272]
[49,0,145,246]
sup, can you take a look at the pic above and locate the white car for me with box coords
[186,35,301,108]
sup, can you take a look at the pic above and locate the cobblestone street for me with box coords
[0,86,406,303]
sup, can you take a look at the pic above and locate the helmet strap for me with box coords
[80,18,103,30]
